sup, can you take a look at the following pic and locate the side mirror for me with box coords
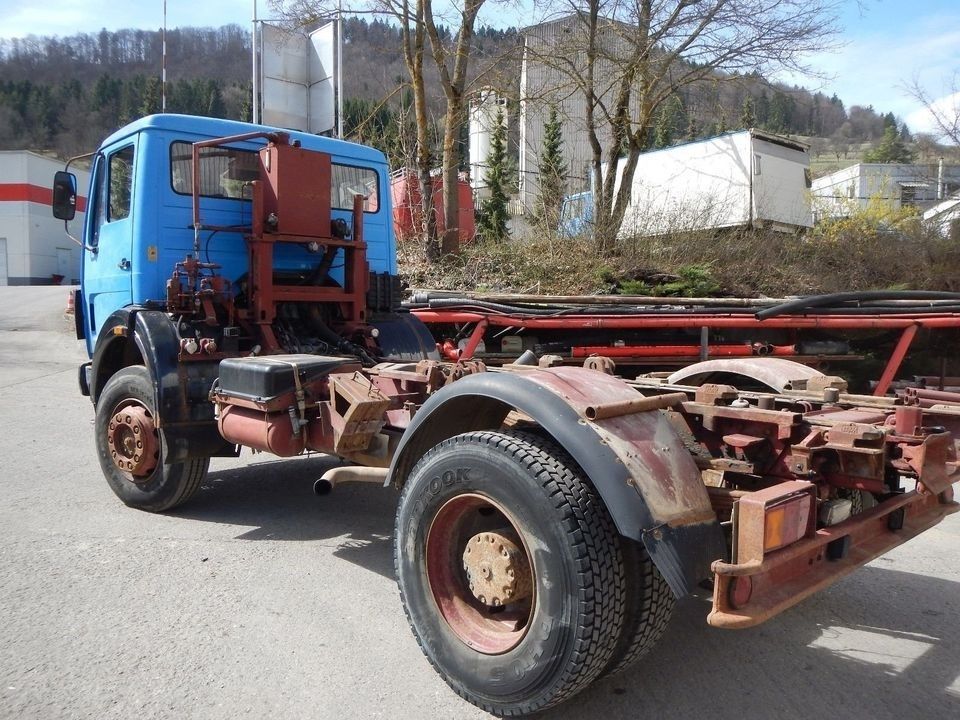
[52,171,77,221]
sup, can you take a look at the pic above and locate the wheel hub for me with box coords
[107,403,159,479]
[462,531,532,606]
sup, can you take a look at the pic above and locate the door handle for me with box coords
[118,258,131,270]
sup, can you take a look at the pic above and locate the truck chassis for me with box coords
[56,119,960,716]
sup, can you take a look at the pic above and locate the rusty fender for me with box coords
[90,308,230,462]
[387,366,726,597]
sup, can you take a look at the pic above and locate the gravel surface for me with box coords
[1,286,957,720]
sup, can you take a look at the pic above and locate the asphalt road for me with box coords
[0,286,958,720]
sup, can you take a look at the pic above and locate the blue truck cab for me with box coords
[73,114,396,356]
[558,190,594,237]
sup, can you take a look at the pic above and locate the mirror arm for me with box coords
[62,151,99,254]
[63,220,97,254]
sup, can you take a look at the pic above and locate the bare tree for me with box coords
[525,0,841,246]
[907,75,960,147]
[273,0,513,257]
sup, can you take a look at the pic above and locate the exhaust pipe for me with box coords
[314,466,389,495]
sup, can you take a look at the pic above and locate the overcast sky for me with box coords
[0,0,957,138]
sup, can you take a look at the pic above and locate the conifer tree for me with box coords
[476,108,511,242]
[863,125,914,163]
[739,96,756,129]
[535,104,567,230]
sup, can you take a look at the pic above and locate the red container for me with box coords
[391,170,475,244]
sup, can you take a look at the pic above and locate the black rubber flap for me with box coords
[218,354,350,402]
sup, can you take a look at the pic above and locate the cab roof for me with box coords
[99,114,387,165]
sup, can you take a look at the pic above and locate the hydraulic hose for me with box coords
[756,291,960,320]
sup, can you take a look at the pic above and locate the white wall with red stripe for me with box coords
[0,151,89,286]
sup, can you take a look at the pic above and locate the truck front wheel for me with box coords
[95,366,208,512]
[395,430,626,715]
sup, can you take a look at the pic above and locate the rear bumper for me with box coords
[708,488,959,629]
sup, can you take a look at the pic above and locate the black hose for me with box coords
[415,298,960,318]
[757,291,960,320]
[418,297,763,316]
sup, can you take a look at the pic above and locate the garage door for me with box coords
[0,238,7,286]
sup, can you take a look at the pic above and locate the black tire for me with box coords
[395,430,626,716]
[601,537,674,676]
[508,427,674,678]
[95,366,208,512]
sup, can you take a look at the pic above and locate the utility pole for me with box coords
[162,0,167,112]
[252,0,259,124]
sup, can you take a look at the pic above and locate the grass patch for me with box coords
[398,211,960,298]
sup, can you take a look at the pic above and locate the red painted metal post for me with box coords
[459,319,489,360]
[874,324,919,396]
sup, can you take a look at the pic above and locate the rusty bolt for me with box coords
[492,597,501,607]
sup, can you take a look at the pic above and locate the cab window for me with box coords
[332,165,379,212]
[91,145,134,247]
[109,146,134,220]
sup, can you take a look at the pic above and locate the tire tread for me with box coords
[395,429,627,716]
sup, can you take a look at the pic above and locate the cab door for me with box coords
[83,143,136,352]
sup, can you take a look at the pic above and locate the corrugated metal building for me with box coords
[0,151,89,286]
[518,15,636,212]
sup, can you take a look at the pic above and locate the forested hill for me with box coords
[0,20,904,165]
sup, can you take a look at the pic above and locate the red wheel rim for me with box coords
[425,493,535,654]
[106,399,160,480]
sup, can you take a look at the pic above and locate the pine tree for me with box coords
[140,76,162,116]
[476,109,511,242]
[534,104,567,229]
[239,83,253,122]
[654,97,683,148]
[205,80,225,118]
[739,96,756,129]
[863,125,914,163]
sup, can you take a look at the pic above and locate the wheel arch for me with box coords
[667,357,825,392]
[91,307,228,462]
[388,369,726,597]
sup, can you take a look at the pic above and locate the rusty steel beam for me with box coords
[873,324,919,397]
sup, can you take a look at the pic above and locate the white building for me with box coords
[518,15,636,213]
[810,162,960,222]
[0,151,89,286]
[923,196,960,241]
[468,88,508,201]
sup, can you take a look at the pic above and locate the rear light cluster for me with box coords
[726,482,818,611]
[732,481,817,568]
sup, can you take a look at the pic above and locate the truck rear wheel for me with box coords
[95,366,208,512]
[395,430,626,715]
[601,538,674,676]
